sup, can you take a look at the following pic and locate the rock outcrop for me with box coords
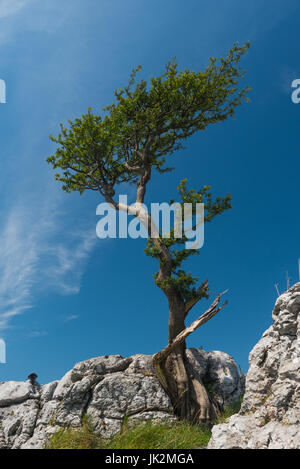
[0,349,243,449]
[209,283,300,449]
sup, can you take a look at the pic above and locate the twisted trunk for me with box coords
[153,288,227,424]
[162,293,213,422]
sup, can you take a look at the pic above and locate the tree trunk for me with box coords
[154,289,222,424]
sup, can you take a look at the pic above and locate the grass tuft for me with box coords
[46,419,211,450]
[46,418,102,449]
[215,397,243,424]
[104,420,211,449]
[46,398,243,449]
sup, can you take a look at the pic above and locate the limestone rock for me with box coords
[209,283,300,449]
[0,381,30,407]
[0,349,243,449]
[184,348,244,407]
[0,399,40,449]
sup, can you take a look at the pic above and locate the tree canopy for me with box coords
[47,42,250,200]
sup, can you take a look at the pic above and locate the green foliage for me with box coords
[145,179,232,301]
[47,110,133,195]
[47,43,250,196]
[47,44,250,311]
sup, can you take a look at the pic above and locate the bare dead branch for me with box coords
[184,279,209,317]
[153,290,228,365]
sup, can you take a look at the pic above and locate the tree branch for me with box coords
[153,290,228,365]
[124,162,144,174]
[184,279,209,318]
[136,165,151,203]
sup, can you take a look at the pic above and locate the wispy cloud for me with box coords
[0,0,75,48]
[0,0,99,334]
[64,314,80,323]
[0,194,97,332]
[46,229,97,295]
[0,208,38,330]
[0,0,31,20]
[27,330,48,338]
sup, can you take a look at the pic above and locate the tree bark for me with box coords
[153,290,227,424]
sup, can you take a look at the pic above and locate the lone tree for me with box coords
[47,43,250,424]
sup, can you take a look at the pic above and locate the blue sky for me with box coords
[0,0,299,383]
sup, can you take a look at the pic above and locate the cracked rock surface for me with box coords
[0,349,243,448]
[209,283,300,449]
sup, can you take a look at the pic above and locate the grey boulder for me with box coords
[0,349,244,449]
[209,283,300,449]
